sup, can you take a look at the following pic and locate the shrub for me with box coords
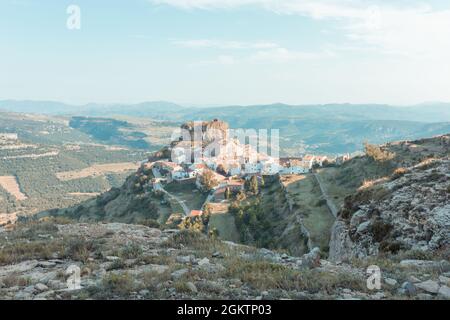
[0,240,63,265]
[64,237,96,263]
[2,275,31,287]
[102,273,134,296]
[364,142,395,162]
[370,219,393,242]
[391,167,408,180]
[163,230,208,250]
[120,244,143,259]
[379,240,403,253]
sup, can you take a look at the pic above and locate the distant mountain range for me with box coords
[1,100,450,123]
[1,100,449,155]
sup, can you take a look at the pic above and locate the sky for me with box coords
[1,0,450,106]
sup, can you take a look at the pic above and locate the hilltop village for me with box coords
[146,120,350,217]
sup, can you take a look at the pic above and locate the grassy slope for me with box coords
[283,174,335,252]
[208,213,240,242]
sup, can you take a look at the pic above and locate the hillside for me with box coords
[1,132,450,300]
[0,112,164,220]
[329,134,450,262]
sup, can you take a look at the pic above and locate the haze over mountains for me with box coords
[1,100,449,155]
[1,100,450,122]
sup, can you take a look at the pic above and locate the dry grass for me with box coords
[56,162,140,181]
[0,176,27,200]
[222,258,367,293]
[0,240,64,266]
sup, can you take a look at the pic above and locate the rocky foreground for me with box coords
[0,220,449,300]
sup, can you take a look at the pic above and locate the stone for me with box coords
[35,290,55,299]
[198,258,210,266]
[127,264,169,276]
[35,283,49,292]
[371,292,385,300]
[384,278,397,286]
[186,282,197,293]
[401,282,417,296]
[23,285,36,294]
[350,210,369,228]
[0,260,38,277]
[171,268,189,280]
[281,253,289,260]
[139,289,150,296]
[14,291,33,300]
[48,259,65,265]
[416,293,433,300]
[356,221,371,234]
[301,248,321,269]
[212,252,223,258]
[438,275,450,286]
[437,286,450,299]
[415,280,440,294]
[38,261,57,268]
[176,256,192,264]
[106,256,120,261]
[48,280,66,290]
[408,275,421,283]
[342,289,352,294]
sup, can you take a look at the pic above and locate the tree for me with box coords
[200,169,218,191]
[259,176,265,188]
[216,164,227,175]
[364,141,395,162]
[249,175,259,194]
[209,228,220,239]
[236,190,246,201]
[225,187,232,200]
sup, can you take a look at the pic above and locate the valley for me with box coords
[0,112,171,219]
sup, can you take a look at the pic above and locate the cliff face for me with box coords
[329,140,449,262]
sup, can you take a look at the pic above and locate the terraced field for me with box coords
[0,176,27,201]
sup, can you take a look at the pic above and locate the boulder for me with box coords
[415,280,440,294]
[301,248,321,269]
[171,268,189,280]
[35,283,49,292]
[186,282,197,293]
[437,286,450,299]
[401,282,417,297]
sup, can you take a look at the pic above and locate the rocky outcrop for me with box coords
[178,119,229,146]
[329,159,449,261]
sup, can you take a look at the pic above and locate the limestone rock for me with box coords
[415,280,440,294]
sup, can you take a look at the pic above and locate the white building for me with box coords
[228,163,242,176]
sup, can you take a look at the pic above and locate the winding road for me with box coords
[152,167,190,216]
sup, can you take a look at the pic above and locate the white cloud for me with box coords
[172,38,334,64]
[154,0,450,59]
[249,47,335,63]
[172,39,279,49]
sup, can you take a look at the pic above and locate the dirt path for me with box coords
[152,167,190,216]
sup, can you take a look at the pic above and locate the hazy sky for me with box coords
[2,0,450,106]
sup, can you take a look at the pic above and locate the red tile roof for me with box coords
[190,210,203,217]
